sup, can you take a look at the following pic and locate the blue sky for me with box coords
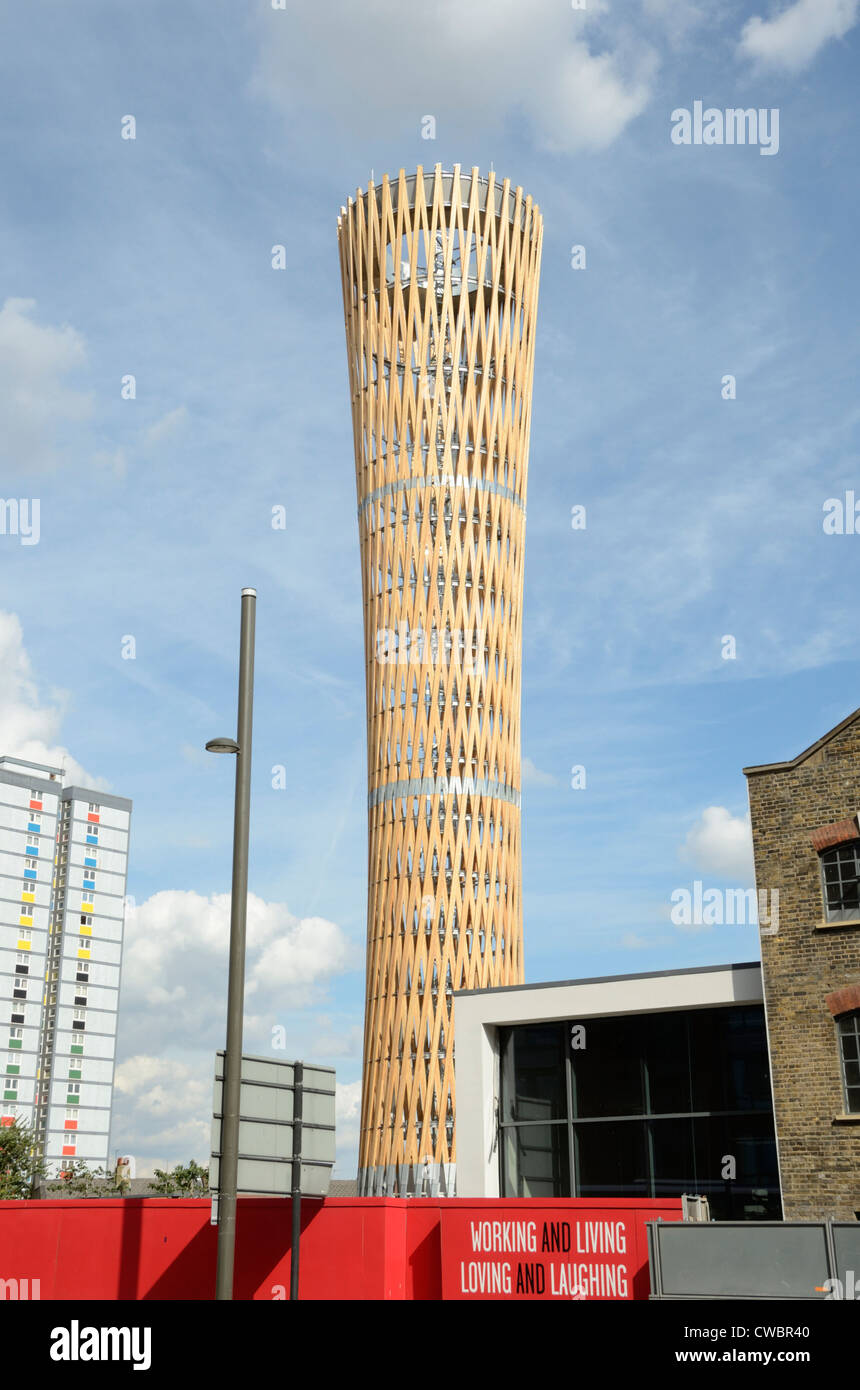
[1,0,859,1176]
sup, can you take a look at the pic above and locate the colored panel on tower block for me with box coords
[87,813,99,824]
[61,1145,76,1156]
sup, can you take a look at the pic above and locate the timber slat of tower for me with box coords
[338,164,543,1197]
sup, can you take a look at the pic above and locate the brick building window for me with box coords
[820,840,860,922]
[837,1012,860,1114]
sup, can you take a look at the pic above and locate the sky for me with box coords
[1,0,859,1179]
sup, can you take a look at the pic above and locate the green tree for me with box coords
[149,1159,209,1195]
[48,1159,109,1196]
[0,1118,47,1199]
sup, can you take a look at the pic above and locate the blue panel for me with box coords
[85,834,98,844]
[84,855,96,867]
[27,822,40,833]
[24,869,37,880]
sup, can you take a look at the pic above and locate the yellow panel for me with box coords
[16,940,31,950]
[18,916,33,927]
[21,893,35,904]
[77,949,90,960]
[80,902,94,913]
[79,924,92,936]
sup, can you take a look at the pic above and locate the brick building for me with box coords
[745,709,860,1219]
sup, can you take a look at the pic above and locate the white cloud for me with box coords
[0,611,104,787]
[114,1056,211,1121]
[521,756,557,787]
[679,805,755,882]
[0,298,92,469]
[333,1080,362,1179]
[113,893,360,1175]
[250,916,357,991]
[144,406,188,447]
[739,0,859,71]
[253,0,658,154]
[336,1080,362,1124]
[123,890,358,1009]
[642,0,705,47]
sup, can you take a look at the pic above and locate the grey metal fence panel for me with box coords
[832,1223,860,1292]
[648,1221,832,1299]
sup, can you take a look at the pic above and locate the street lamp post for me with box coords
[207,587,256,1301]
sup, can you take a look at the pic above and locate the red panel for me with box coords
[0,1196,681,1300]
[438,1198,678,1300]
[63,1120,77,1131]
[87,813,99,823]
[61,1145,76,1156]
[29,800,42,811]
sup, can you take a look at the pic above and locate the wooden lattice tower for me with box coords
[337,164,542,1195]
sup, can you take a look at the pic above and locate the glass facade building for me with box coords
[499,1005,780,1219]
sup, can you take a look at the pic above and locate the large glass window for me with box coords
[576,1120,649,1199]
[500,1024,567,1122]
[690,1006,772,1113]
[499,1005,780,1219]
[503,1123,570,1198]
[571,1016,645,1118]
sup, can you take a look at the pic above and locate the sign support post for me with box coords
[290,1061,303,1301]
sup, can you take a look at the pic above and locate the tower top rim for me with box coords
[338,164,541,233]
